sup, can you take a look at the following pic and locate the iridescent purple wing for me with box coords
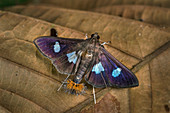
[34,36,86,74]
[85,57,110,88]
[85,47,139,88]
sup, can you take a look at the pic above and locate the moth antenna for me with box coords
[93,86,96,104]
[57,74,70,91]
[101,41,111,45]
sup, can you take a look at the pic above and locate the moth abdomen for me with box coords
[74,64,88,83]
[74,55,93,83]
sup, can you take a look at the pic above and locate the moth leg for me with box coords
[101,41,111,45]
[57,74,70,91]
[93,86,96,104]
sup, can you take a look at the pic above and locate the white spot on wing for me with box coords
[66,51,78,64]
[54,42,60,53]
[112,68,122,77]
[92,62,104,74]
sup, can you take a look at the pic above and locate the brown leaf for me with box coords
[130,48,170,113]
[39,0,170,9]
[0,106,11,113]
[81,93,120,113]
[149,48,170,113]
[5,5,170,58]
[130,64,152,113]
[0,11,84,82]
[0,11,87,113]
[0,57,87,113]
[92,5,170,27]
[1,2,170,113]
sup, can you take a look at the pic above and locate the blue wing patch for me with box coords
[112,68,122,77]
[54,41,60,53]
[66,51,78,64]
[92,62,104,74]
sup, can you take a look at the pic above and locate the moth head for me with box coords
[91,32,100,39]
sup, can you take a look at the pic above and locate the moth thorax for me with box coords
[86,53,93,59]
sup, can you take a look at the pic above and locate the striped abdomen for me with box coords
[73,50,94,83]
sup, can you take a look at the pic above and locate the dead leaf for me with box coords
[81,93,120,113]
[0,1,170,113]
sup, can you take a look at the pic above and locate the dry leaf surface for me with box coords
[0,11,139,113]
[40,0,170,9]
[0,1,170,113]
[81,93,120,113]
[5,5,170,59]
[92,5,170,27]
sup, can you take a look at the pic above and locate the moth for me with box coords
[34,28,139,103]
